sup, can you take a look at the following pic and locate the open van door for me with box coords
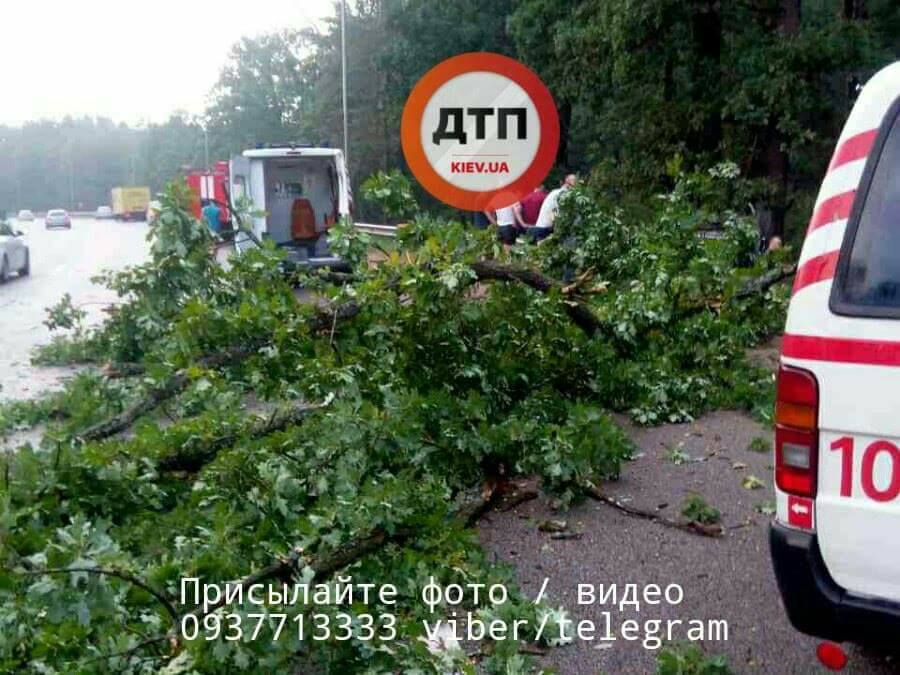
[335,150,352,219]
[228,154,259,255]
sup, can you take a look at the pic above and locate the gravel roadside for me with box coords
[478,410,898,674]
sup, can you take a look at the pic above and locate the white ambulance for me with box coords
[228,145,352,270]
[771,61,900,646]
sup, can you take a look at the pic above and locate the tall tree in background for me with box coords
[298,1,397,189]
[137,113,205,191]
[511,0,892,240]
[509,0,578,168]
[206,30,315,154]
[0,118,139,212]
[0,0,898,227]
[272,0,517,215]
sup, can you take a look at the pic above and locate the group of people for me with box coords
[475,173,577,245]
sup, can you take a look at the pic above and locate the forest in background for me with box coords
[0,0,898,238]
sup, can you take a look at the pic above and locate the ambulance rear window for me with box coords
[833,109,900,315]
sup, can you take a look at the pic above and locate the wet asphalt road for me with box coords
[479,411,900,674]
[0,216,149,400]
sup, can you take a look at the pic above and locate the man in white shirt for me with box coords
[531,173,576,242]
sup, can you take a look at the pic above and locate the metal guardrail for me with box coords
[354,222,398,237]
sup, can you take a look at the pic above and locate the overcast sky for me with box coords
[1,0,335,127]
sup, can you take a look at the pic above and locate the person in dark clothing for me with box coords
[473,210,492,229]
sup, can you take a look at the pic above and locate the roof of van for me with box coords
[242,147,343,159]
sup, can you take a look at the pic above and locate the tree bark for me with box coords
[689,0,723,155]
[757,0,802,244]
[469,260,603,337]
[842,0,867,20]
[78,344,261,442]
[79,300,361,442]
[556,99,572,169]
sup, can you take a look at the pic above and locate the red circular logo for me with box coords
[401,52,560,211]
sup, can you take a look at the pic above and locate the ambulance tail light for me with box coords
[775,364,819,497]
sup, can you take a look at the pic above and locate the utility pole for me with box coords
[204,125,210,171]
[67,144,75,210]
[341,0,350,167]
[0,138,20,208]
[12,152,20,208]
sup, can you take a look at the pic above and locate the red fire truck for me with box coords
[185,161,231,226]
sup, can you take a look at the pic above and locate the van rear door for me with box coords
[229,154,258,254]
[786,94,900,603]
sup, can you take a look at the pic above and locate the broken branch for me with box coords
[156,396,333,473]
[16,566,178,621]
[469,260,604,337]
[79,344,261,442]
[586,487,724,538]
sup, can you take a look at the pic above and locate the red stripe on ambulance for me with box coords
[783,333,900,367]
[792,250,838,294]
[807,190,856,233]
[827,129,877,172]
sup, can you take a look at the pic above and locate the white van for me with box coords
[229,146,351,270]
[771,61,900,646]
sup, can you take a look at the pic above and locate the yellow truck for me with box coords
[110,186,151,221]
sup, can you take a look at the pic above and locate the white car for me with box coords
[771,61,900,649]
[95,205,113,219]
[45,209,72,229]
[16,209,34,222]
[0,222,29,281]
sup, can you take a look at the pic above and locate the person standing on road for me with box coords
[530,174,577,243]
[201,199,222,236]
[495,202,520,246]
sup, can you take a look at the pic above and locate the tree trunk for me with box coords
[689,0,723,155]
[839,0,865,115]
[843,0,867,20]
[556,99,572,169]
[758,0,801,244]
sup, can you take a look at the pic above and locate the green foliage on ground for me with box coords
[542,163,789,424]
[747,436,772,454]
[681,494,722,526]
[657,643,732,675]
[1,168,787,672]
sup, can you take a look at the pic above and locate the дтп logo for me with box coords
[401,52,559,212]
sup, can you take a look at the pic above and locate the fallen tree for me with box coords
[1,168,792,673]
